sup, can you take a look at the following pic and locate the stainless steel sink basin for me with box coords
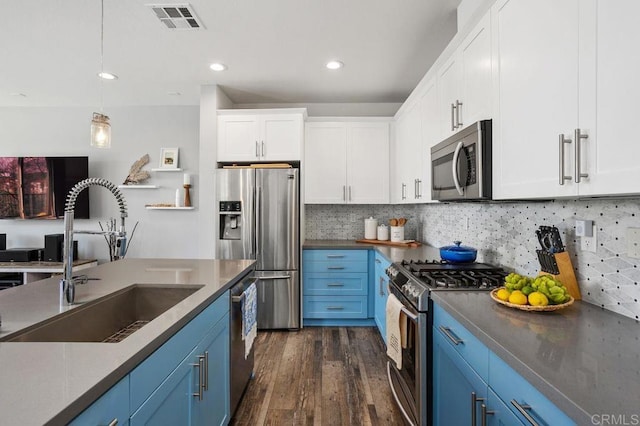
[1,284,203,343]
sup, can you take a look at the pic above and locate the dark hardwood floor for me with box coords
[231,327,406,426]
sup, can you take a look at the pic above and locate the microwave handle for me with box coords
[452,141,465,196]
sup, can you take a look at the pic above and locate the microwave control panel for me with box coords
[465,144,477,185]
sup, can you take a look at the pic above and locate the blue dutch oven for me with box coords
[439,241,477,263]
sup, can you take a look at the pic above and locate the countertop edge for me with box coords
[430,292,592,425]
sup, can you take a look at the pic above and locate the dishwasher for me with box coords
[229,275,257,418]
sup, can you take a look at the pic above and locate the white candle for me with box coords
[183,173,191,185]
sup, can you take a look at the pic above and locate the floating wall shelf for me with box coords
[118,185,159,189]
[145,206,195,210]
[151,168,183,172]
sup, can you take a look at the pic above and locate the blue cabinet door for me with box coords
[433,327,488,426]
[130,346,199,426]
[486,387,525,426]
[373,252,391,342]
[70,376,130,426]
[193,313,230,426]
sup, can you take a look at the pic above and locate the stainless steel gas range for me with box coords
[385,258,507,426]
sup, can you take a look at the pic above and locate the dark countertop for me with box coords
[304,239,640,424]
[432,292,640,425]
[0,258,255,425]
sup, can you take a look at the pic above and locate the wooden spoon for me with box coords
[398,218,407,226]
[389,218,398,226]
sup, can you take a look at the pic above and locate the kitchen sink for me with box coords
[0,284,203,343]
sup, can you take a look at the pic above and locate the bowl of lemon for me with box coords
[491,273,574,312]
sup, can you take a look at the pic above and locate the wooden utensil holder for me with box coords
[538,251,581,300]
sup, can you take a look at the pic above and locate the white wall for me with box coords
[0,105,201,261]
[233,102,401,117]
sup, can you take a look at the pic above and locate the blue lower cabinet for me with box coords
[373,251,391,343]
[193,315,231,426]
[432,328,488,426]
[130,346,199,426]
[489,352,575,426]
[69,376,130,426]
[486,387,525,426]
[303,295,368,319]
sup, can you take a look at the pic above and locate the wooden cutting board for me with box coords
[355,239,421,248]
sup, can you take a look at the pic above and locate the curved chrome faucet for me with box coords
[60,178,128,304]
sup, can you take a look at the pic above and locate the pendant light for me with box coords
[91,0,111,148]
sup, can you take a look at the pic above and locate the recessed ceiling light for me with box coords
[326,60,344,70]
[167,91,182,96]
[10,93,27,97]
[209,63,227,72]
[98,72,118,80]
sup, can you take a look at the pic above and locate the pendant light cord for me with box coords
[100,0,104,114]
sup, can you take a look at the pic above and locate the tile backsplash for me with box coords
[305,199,640,321]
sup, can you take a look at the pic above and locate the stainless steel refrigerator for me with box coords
[217,167,300,329]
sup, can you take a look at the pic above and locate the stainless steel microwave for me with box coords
[431,120,492,201]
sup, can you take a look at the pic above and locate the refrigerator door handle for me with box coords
[253,275,291,281]
[255,186,262,258]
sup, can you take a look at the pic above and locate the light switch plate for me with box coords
[627,228,640,259]
[581,225,597,253]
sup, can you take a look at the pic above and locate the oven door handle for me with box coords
[387,283,419,322]
[452,141,465,196]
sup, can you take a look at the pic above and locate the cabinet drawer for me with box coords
[433,303,489,381]
[130,291,229,412]
[303,296,368,319]
[303,261,367,273]
[303,249,368,265]
[489,352,575,426]
[303,273,368,295]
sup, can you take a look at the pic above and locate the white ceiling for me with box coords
[0,0,460,108]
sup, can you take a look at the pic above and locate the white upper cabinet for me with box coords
[305,121,390,204]
[419,77,440,203]
[437,12,492,139]
[217,109,305,162]
[492,0,580,199]
[393,100,423,203]
[577,0,640,196]
[493,0,640,199]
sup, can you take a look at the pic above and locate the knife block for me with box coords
[538,251,581,300]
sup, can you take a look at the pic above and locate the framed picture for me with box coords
[159,148,179,169]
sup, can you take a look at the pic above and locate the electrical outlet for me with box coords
[627,228,640,259]
[581,224,597,253]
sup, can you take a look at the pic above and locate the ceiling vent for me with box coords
[147,4,204,30]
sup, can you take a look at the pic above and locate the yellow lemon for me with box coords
[528,291,549,306]
[496,288,511,301]
[508,291,528,305]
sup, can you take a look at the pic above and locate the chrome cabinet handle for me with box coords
[456,100,463,128]
[471,392,486,426]
[452,141,464,196]
[375,258,381,264]
[326,254,345,258]
[255,141,259,158]
[349,186,352,201]
[191,355,204,400]
[574,128,588,183]
[326,306,344,310]
[203,350,209,391]
[379,276,383,296]
[327,282,345,287]
[261,141,265,158]
[416,179,422,199]
[481,404,495,426]
[414,179,418,199]
[451,103,456,131]
[105,420,118,426]
[511,400,540,426]
[343,185,346,201]
[439,325,464,345]
[401,183,407,200]
[558,134,572,185]
[327,266,345,270]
